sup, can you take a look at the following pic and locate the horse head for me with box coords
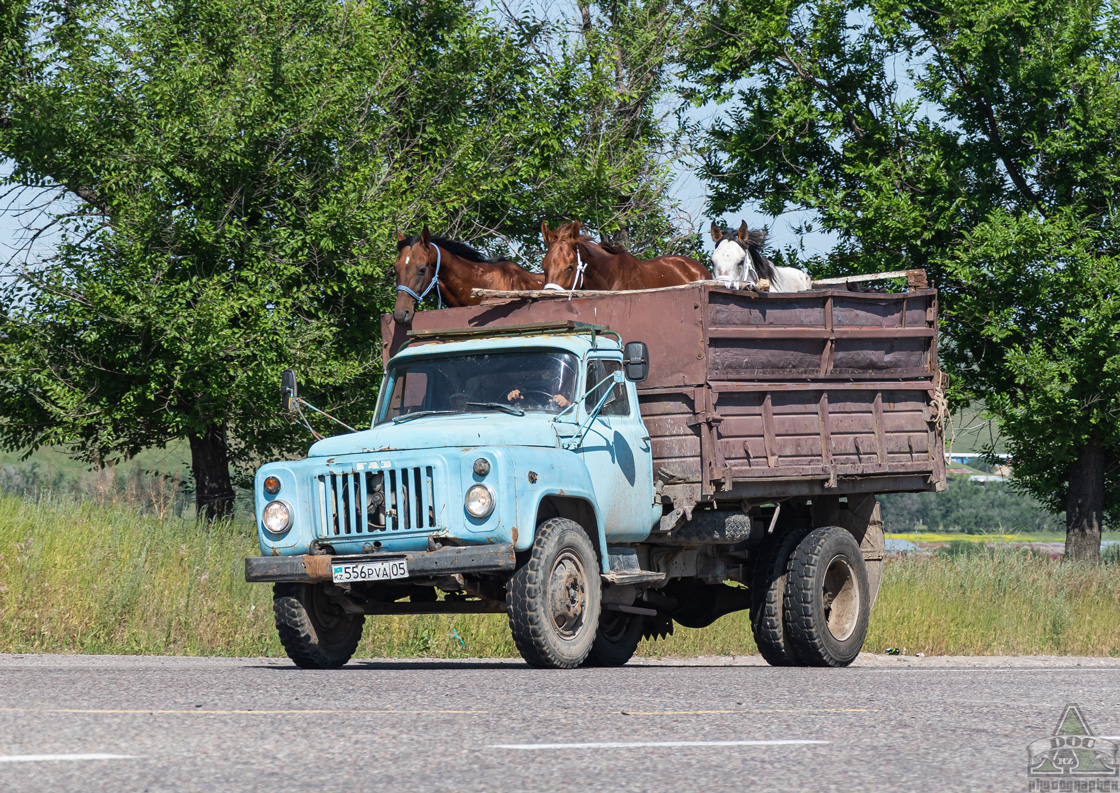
[710,221,747,285]
[541,220,591,291]
[393,225,440,325]
[709,220,775,286]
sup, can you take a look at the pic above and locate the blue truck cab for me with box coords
[246,322,660,669]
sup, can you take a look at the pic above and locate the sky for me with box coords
[1,156,837,271]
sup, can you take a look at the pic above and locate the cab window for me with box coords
[584,359,629,416]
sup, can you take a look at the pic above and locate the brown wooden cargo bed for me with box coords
[382,282,947,508]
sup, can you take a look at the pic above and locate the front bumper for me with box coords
[245,543,517,583]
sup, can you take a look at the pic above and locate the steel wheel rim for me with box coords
[822,557,859,642]
[548,550,589,639]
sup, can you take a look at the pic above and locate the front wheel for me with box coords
[783,526,869,667]
[273,582,365,669]
[506,518,601,668]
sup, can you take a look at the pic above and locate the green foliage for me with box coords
[495,0,698,254]
[950,211,1120,524]
[686,0,1120,548]
[880,477,1065,534]
[0,0,685,510]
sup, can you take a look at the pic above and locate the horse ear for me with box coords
[396,229,405,243]
[710,221,721,242]
[421,225,431,246]
[571,220,582,237]
[738,220,749,243]
[541,220,556,244]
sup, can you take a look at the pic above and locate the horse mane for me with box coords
[398,235,497,264]
[597,240,627,255]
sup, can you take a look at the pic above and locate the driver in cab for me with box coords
[505,366,572,411]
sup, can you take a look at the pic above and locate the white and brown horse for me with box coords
[709,221,812,292]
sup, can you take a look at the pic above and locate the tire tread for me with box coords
[783,526,868,668]
[273,583,364,669]
[506,518,599,669]
[750,528,810,666]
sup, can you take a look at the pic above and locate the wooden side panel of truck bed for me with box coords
[382,283,947,503]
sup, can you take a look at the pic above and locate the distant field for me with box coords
[887,531,1120,543]
[0,443,192,478]
[1,495,1118,660]
[947,404,1006,455]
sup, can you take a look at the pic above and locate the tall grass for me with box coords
[1,494,1118,658]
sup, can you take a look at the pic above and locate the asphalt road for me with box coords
[1,653,1119,793]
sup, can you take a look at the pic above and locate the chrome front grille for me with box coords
[316,467,438,536]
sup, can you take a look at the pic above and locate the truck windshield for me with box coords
[377,350,579,424]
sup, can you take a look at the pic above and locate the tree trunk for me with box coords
[189,422,235,521]
[1065,435,1103,563]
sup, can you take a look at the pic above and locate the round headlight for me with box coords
[263,475,282,495]
[465,484,494,519]
[262,500,292,534]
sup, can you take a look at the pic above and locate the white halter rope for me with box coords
[395,244,443,308]
[543,244,587,300]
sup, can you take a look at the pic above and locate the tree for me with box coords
[686,0,1120,560]
[493,0,699,254]
[0,0,683,518]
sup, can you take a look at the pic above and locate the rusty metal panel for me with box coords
[380,284,947,500]
[637,391,702,485]
[384,287,710,390]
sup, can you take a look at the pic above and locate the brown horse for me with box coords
[540,220,710,292]
[393,226,545,325]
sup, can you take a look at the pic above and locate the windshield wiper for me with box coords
[391,410,456,424]
[466,401,525,416]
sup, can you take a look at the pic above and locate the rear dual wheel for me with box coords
[750,527,811,666]
[751,526,870,668]
[784,526,870,667]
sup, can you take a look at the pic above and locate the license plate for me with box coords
[331,558,409,583]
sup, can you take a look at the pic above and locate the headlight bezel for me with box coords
[464,483,495,519]
[262,499,293,534]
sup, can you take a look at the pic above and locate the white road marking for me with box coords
[490,740,827,750]
[876,668,1120,673]
[0,754,133,763]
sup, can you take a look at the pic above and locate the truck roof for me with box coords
[390,321,621,362]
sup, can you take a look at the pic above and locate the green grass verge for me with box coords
[1,495,1118,659]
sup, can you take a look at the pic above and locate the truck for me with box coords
[245,277,946,669]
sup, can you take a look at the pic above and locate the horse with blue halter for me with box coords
[709,221,812,292]
[392,226,545,325]
[540,220,710,294]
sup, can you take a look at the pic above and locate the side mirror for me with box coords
[281,369,298,412]
[623,341,649,382]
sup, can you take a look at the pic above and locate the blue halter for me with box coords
[396,244,443,308]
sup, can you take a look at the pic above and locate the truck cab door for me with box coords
[576,355,659,543]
